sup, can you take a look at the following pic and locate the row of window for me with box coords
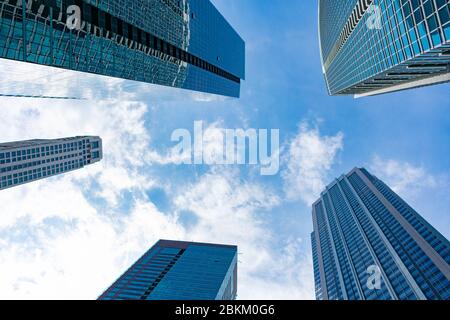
[0,138,96,164]
[0,141,87,157]
[0,151,86,164]
[0,160,84,189]
[0,152,84,173]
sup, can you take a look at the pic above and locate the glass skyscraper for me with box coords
[0,0,245,97]
[99,240,238,300]
[311,167,450,300]
[0,136,102,190]
[319,0,450,97]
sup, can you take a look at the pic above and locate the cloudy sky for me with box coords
[0,0,449,300]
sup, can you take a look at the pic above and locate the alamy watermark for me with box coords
[367,265,382,290]
[171,121,280,176]
[66,4,82,30]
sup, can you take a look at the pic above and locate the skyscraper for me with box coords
[0,0,245,97]
[311,167,450,300]
[99,240,238,300]
[319,0,450,97]
[0,136,102,190]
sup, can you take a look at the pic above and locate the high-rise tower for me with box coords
[0,136,102,190]
[319,0,450,97]
[99,240,238,300]
[311,167,450,300]
[0,0,245,97]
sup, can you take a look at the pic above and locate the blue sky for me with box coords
[0,0,449,299]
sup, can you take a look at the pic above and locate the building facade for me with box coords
[311,167,450,300]
[0,136,102,190]
[319,0,450,97]
[0,0,245,97]
[99,240,238,300]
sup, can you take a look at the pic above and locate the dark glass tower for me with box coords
[319,0,450,97]
[99,240,238,300]
[0,136,102,190]
[311,167,450,300]
[0,0,245,97]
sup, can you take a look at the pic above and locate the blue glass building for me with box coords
[99,240,238,300]
[311,167,450,300]
[0,136,102,190]
[0,0,245,97]
[319,0,450,97]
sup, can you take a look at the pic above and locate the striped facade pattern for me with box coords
[312,167,450,300]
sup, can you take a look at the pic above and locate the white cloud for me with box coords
[190,92,228,103]
[174,168,279,272]
[238,238,315,300]
[174,168,314,299]
[282,121,344,205]
[0,180,184,299]
[370,156,440,197]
